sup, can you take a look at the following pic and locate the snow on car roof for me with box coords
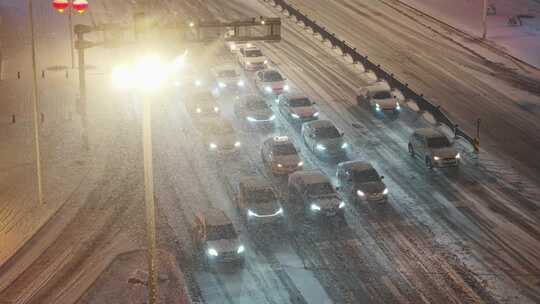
[239,176,272,190]
[415,128,445,138]
[339,160,374,172]
[304,119,334,129]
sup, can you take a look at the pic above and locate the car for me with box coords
[408,128,461,169]
[254,69,289,96]
[237,46,268,70]
[261,136,303,175]
[277,93,319,123]
[301,120,348,159]
[357,83,400,113]
[288,170,345,220]
[197,118,241,154]
[336,161,388,203]
[190,208,245,266]
[235,177,285,226]
[184,91,220,119]
[233,94,275,128]
[210,64,245,91]
[224,30,253,53]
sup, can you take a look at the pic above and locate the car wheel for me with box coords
[408,144,415,157]
[425,157,433,169]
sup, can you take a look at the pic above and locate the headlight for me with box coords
[316,144,326,151]
[237,80,245,87]
[214,106,220,112]
[196,108,202,113]
[310,204,321,211]
[382,188,389,195]
[173,81,181,87]
[234,141,241,147]
[269,115,276,121]
[455,153,461,159]
[313,111,320,117]
[247,116,257,122]
[284,85,290,91]
[237,245,245,254]
[297,161,303,167]
[263,60,268,64]
[275,208,284,215]
[277,163,283,168]
[341,142,349,149]
[357,190,365,197]
[396,102,401,110]
[208,248,218,256]
[375,103,381,111]
[218,82,226,88]
[265,86,272,93]
[433,156,440,161]
[209,143,217,149]
[291,113,300,119]
[195,80,202,86]
[246,61,252,65]
[230,44,236,50]
[247,209,256,217]
[338,201,346,209]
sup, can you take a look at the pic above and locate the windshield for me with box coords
[373,91,392,99]
[206,224,237,240]
[204,122,234,134]
[273,143,297,155]
[427,137,451,148]
[246,49,263,57]
[264,71,283,82]
[307,182,334,196]
[246,189,276,204]
[352,169,380,183]
[245,98,268,110]
[289,98,312,107]
[218,70,237,78]
[316,126,341,138]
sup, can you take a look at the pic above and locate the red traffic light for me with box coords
[72,0,88,14]
[52,0,69,13]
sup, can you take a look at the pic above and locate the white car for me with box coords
[255,69,289,96]
[234,94,275,128]
[261,136,303,175]
[357,83,400,113]
[277,93,319,123]
[408,128,460,169]
[301,120,348,159]
[211,64,245,91]
[237,46,268,71]
[198,118,242,154]
[224,30,253,53]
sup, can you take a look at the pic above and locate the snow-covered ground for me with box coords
[399,0,540,67]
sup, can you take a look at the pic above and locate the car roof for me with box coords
[365,81,391,92]
[284,92,309,100]
[239,176,272,190]
[244,46,261,51]
[269,135,293,145]
[338,160,374,172]
[414,128,444,138]
[304,120,334,129]
[201,208,232,226]
[292,169,330,184]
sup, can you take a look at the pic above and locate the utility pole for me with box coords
[75,27,89,150]
[482,0,488,39]
[28,0,44,206]
[68,5,75,68]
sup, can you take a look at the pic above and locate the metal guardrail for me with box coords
[264,0,479,151]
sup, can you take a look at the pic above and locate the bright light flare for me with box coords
[112,55,168,91]
[111,65,134,89]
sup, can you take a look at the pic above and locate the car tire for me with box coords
[408,144,415,157]
[425,157,433,169]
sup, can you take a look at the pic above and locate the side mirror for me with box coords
[380,176,385,180]
[335,186,341,191]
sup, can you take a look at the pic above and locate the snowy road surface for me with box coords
[1,0,540,303]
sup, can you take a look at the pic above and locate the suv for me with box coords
[408,128,460,169]
[237,46,267,70]
[235,177,284,226]
[190,208,245,265]
[277,93,319,123]
[261,136,303,175]
[288,170,345,220]
[301,120,348,159]
[336,161,388,203]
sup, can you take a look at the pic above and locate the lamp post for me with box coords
[28,0,44,206]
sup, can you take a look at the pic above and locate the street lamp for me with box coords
[112,55,170,304]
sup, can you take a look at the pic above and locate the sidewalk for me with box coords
[399,0,540,68]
